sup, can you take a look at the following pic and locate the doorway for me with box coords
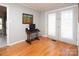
[0,5,7,48]
[48,6,77,45]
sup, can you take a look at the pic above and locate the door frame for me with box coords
[0,4,8,47]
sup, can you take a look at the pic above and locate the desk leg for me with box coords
[36,32,40,40]
[26,34,31,44]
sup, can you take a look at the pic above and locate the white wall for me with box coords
[0,4,40,45]
[38,12,45,36]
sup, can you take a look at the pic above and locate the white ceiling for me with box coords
[21,3,77,12]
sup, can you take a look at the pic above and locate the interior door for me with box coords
[48,13,57,39]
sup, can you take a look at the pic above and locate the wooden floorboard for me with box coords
[0,37,78,56]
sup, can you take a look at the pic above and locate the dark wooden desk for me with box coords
[25,28,40,44]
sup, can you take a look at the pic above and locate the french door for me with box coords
[48,13,57,39]
[60,9,75,44]
[48,8,77,44]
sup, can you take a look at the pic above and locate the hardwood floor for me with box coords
[0,37,78,56]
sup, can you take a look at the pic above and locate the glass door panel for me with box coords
[48,13,56,38]
[61,9,73,40]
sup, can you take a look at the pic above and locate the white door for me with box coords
[60,9,76,44]
[48,13,57,39]
[47,7,77,44]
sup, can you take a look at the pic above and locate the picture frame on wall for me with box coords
[22,13,33,24]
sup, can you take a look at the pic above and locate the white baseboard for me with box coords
[7,40,25,46]
[0,44,7,48]
[7,35,47,46]
[41,35,48,37]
